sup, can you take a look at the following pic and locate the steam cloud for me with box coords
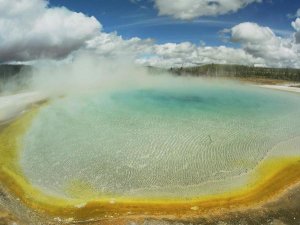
[0,54,170,123]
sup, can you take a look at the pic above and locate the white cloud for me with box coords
[86,35,262,68]
[1,0,300,69]
[86,32,153,58]
[83,32,262,68]
[292,18,300,31]
[0,0,101,61]
[154,0,261,20]
[130,0,142,4]
[138,21,300,68]
[231,22,274,43]
[0,0,46,18]
[231,22,299,68]
[292,18,300,43]
[137,42,263,68]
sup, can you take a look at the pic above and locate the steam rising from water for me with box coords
[0,54,172,122]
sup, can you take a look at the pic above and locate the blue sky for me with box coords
[1,0,300,67]
[49,0,298,46]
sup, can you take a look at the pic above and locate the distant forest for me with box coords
[1,64,300,84]
[0,64,31,79]
[0,65,32,93]
[170,64,300,82]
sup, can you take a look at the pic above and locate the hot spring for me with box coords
[17,80,300,201]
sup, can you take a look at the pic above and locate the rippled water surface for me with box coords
[20,82,300,199]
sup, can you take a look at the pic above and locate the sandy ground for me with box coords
[0,181,300,225]
[0,92,46,125]
[260,84,300,93]
[0,208,23,225]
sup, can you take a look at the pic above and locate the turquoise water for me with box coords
[20,81,300,199]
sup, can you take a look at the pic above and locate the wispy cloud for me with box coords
[109,17,234,30]
[272,29,294,37]
[287,9,300,19]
